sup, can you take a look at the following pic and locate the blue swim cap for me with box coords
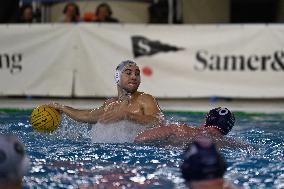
[204,107,235,135]
[181,137,227,182]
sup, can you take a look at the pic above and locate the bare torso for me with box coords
[104,91,145,115]
[99,91,162,126]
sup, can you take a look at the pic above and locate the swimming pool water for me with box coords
[0,111,283,189]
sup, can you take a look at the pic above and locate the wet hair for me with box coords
[181,137,227,182]
[95,3,113,17]
[0,134,30,183]
[204,107,235,135]
[63,2,80,16]
[115,60,137,84]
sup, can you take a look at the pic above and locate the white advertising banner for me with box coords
[0,24,75,96]
[0,24,283,98]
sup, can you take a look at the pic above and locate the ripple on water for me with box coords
[1,112,283,189]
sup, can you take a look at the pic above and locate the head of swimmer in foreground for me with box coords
[0,134,30,189]
[203,107,235,135]
[115,60,141,94]
[181,136,227,188]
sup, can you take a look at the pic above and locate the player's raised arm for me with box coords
[49,102,105,124]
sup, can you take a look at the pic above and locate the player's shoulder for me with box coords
[136,91,156,101]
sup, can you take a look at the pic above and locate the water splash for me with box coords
[90,120,148,143]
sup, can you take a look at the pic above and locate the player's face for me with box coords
[97,6,110,20]
[120,64,140,93]
[66,5,77,17]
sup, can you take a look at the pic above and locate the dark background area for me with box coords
[230,0,279,23]
[0,0,282,24]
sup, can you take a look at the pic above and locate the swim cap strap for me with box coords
[115,70,120,84]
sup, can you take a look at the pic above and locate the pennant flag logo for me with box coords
[131,35,184,58]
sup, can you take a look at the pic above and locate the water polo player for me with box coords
[0,134,30,189]
[48,60,163,126]
[135,107,250,149]
[181,137,241,189]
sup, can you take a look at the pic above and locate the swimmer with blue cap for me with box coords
[135,107,251,149]
[49,60,163,126]
[181,137,241,189]
[0,134,30,189]
[203,107,235,135]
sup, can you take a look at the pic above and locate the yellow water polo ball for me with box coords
[31,105,61,133]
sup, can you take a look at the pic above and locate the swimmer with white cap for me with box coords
[0,134,30,189]
[49,60,163,126]
[135,107,252,149]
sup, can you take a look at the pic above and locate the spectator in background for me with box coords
[18,4,34,23]
[61,2,80,23]
[0,134,30,189]
[181,137,241,189]
[94,3,119,23]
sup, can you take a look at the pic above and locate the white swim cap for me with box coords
[0,134,30,183]
[115,60,137,84]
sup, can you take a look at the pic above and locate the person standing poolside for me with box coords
[181,137,241,189]
[49,60,163,127]
[0,134,30,189]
